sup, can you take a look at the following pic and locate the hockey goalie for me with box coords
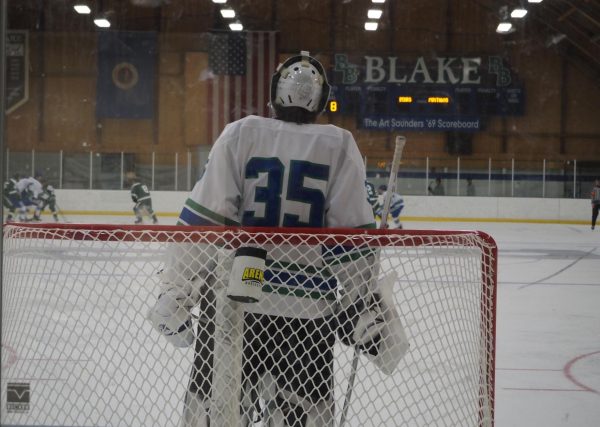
[147,51,409,427]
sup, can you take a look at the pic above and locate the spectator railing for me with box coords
[5,149,598,199]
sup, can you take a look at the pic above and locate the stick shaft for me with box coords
[340,135,406,426]
[379,136,406,227]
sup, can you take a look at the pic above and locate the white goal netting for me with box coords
[1,223,497,427]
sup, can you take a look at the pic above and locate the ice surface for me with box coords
[2,216,599,426]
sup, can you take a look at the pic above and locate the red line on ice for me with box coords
[1,344,18,369]
[563,350,600,395]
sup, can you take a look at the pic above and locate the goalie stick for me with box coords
[339,135,406,426]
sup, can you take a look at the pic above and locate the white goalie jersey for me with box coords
[169,115,376,319]
[180,115,374,229]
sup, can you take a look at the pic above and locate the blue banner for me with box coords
[96,31,157,119]
[6,31,29,113]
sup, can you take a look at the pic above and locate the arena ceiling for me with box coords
[505,0,600,76]
[6,0,600,79]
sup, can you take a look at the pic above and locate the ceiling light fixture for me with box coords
[364,22,378,31]
[229,22,243,31]
[496,22,513,33]
[73,4,91,14]
[94,18,111,28]
[511,8,527,18]
[212,0,227,4]
[372,0,386,3]
[220,8,236,18]
[496,6,516,34]
[527,0,543,3]
[367,9,383,19]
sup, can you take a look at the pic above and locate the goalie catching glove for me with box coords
[337,271,410,375]
[147,285,197,348]
[147,242,218,348]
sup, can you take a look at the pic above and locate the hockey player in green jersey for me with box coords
[33,181,59,222]
[127,172,158,224]
[365,180,378,217]
[3,175,27,222]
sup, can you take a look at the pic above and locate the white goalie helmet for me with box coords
[270,51,331,114]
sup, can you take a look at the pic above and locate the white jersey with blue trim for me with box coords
[16,177,43,199]
[388,192,405,216]
[375,192,404,218]
[176,115,375,319]
[180,115,374,229]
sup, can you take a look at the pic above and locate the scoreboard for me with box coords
[327,83,525,132]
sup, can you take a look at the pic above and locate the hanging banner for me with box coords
[5,31,29,114]
[96,31,157,119]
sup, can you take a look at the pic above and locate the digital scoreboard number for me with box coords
[327,83,524,131]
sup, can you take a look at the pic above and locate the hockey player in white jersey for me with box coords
[16,175,43,202]
[16,175,44,219]
[375,184,405,229]
[148,51,406,426]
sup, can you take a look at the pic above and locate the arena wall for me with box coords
[53,190,591,225]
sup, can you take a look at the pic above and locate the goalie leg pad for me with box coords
[188,289,216,399]
[239,314,335,425]
[180,390,209,427]
[264,392,333,427]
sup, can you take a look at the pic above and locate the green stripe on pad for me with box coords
[266,259,332,277]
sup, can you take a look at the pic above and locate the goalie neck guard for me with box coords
[269,51,331,123]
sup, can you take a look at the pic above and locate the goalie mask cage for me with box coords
[1,223,497,427]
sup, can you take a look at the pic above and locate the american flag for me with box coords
[207,31,278,142]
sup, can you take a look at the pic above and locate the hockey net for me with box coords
[1,223,497,427]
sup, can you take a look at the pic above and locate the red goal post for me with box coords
[1,223,497,427]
